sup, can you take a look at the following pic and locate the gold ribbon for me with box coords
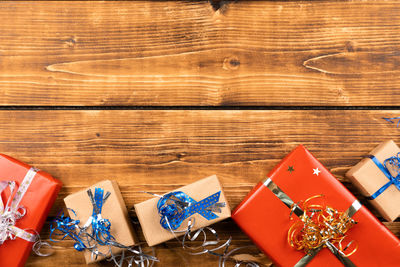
[288,195,357,257]
[263,178,361,267]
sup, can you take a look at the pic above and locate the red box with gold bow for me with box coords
[232,145,400,267]
[0,154,62,267]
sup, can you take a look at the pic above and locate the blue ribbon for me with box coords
[157,191,222,230]
[49,210,87,250]
[50,187,114,252]
[87,188,114,246]
[367,154,400,200]
[49,187,159,267]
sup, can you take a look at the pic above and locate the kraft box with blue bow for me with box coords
[346,140,400,221]
[63,180,138,263]
[134,175,231,247]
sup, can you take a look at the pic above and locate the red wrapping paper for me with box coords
[0,154,62,267]
[232,145,400,267]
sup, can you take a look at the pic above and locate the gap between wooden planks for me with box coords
[1,1,400,106]
[0,109,393,266]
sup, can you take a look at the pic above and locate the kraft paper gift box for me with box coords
[64,180,137,264]
[232,145,400,267]
[346,140,400,221]
[134,175,231,247]
[0,154,62,267]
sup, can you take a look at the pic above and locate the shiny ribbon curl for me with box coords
[0,168,41,245]
[180,219,260,267]
[288,195,358,257]
[153,191,260,267]
[263,177,361,267]
[367,154,400,200]
[51,187,158,267]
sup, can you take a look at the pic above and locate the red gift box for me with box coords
[232,145,400,267]
[0,154,62,267]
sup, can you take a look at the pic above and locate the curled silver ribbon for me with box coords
[30,229,54,257]
[143,191,262,266]
[164,214,260,267]
[0,168,39,245]
[107,242,157,267]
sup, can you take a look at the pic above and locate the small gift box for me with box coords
[0,154,62,267]
[346,140,400,221]
[135,175,231,247]
[64,180,137,264]
[232,145,400,267]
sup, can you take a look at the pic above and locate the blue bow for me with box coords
[157,191,223,230]
[367,154,400,200]
[85,187,114,247]
[50,187,159,266]
[49,210,86,250]
[50,187,114,252]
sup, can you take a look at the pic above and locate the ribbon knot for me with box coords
[0,181,19,243]
[367,154,400,199]
[50,187,159,266]
[288,195,357,257]
[157,191,224,230]
[77,187,114,250]
[0,169,38,246]
[263,177,360,266]
[49,188,114,253]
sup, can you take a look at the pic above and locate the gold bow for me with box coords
[288,195,358,257]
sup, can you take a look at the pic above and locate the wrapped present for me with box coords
[135,175,231,247]
[0,154,62,267]
[346,140,400,221]
[63,180,137,264]
[232,145,400,267]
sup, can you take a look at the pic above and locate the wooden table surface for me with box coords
[0,0,398,266]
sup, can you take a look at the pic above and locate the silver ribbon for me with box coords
[263,178,361,267]
[0,168,38,244]
[144,191,262,266]
[162,210,260,266]
[105,242,157,267]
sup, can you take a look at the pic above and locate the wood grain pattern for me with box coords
[3,0,400,266]
[0,110,390,266]
[1,1,400,106]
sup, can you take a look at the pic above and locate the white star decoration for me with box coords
[313,168,321,176]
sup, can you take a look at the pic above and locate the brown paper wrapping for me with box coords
[134,175,231,247]
[64,180,137,264]
[346,140,400,221]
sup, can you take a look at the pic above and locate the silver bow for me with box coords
[0,168,38,245]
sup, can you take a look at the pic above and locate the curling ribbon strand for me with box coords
[0,168,38,245]
[263,177,360,267]
[367,154,400,200]
[84,187,114,247]
[288,195,358,257]
[154,191,260,266]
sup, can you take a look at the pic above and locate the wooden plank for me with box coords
[1,1,400,106]
[0,110,395,266]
